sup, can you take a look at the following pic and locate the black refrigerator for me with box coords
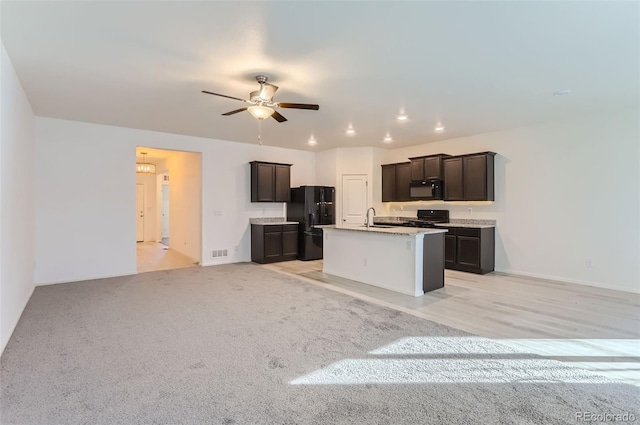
[286,186,335,260]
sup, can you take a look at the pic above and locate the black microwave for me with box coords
[409,180,443,200]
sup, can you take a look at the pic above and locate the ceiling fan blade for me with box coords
[277,102,319,110]
[222,107,248,116]
[202,90,248,103]
[271,111,288,123]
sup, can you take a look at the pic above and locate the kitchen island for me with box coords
[318,225,447,297]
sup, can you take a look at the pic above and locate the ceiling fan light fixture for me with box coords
[247,105,275,120]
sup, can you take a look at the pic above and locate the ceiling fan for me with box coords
[202,75,319,123]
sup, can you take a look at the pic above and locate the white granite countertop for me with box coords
[434,223,495,229]
[251,221,299,225]
[315,224,447,236]
[249,217,299,225]
[373,217,495,229]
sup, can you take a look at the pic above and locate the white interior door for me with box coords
[161,184,170,238]
[341,174,368,225]
[136,184,145,242]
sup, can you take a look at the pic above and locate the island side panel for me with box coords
[423,232,445,292]
[322,228,423,296]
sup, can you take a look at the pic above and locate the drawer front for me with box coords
[457,227,481,237]
[263,225,283,233]
[441,227,458,236]
[282,224,298,232]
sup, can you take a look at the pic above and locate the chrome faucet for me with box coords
[365,207,376,229]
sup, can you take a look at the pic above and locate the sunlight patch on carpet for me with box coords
[289,357,614,385]
[291,336,622,385]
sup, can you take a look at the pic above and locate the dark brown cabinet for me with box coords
[443,157,464,200]
[442,226,494,274]
[443,152,495,201]
[444,234,457,268]
[251,224,298,263]
[409,154,448,181]
[250,161,291,202]
[381,164,396,202]
[381,162,411,202]
[396,163,411,201]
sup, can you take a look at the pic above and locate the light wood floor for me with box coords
[265,260,640,386]
[136,241,197,273]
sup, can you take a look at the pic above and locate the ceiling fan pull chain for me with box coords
[258,119,263,146]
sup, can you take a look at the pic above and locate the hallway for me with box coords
[136,242,196,273]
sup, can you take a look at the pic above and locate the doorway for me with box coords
[341,174,368,225]
[160,180,170,246]
[135,147,202,273]
[136,184,145,242]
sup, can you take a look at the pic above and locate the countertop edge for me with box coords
[316,225,447,235]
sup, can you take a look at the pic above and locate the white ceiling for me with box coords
[2,1,638,151]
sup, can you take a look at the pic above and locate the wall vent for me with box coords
[212,249,228,258]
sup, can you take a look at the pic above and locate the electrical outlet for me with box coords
[468,207,473,215]
[586,259,593,268]
[363,258,368,266]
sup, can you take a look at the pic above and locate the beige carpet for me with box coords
[1,263,638,424]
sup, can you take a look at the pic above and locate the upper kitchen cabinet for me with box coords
[409,154,449,181]
[250,161,292,202]
[443,152,496,201]
[381,162,411,202]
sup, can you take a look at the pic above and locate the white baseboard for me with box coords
[35,270,136,286]
[494,268,640,294]
[1,284,35,356]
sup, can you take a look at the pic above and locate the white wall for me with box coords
[315,149,337,187]
[376,108,640,293]
[324,147,382,223]
[0,42,36,353]
[135,172,157,242]
[167,151,201,262]
[34,117,316,284]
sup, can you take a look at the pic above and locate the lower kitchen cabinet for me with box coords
[443,227,494,274]
[251,224,298,264]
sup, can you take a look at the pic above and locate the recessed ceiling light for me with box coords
[308,135,317,146]
[346,124,356,135]
[553,89,571,96]
[397,114,408,121]
[434,123,445,132]
[383,134,393,143]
